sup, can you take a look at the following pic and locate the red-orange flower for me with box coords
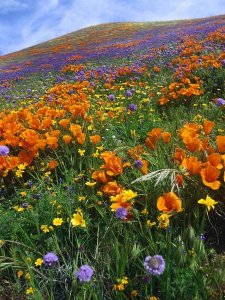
[48,160,59,169]
[203,120,214,135]
[207,153,223,169]
[101,181,123,195]
[90,134,101,145]
[216,136,225,153]
[63,135,72,144]
[92,170,111,183]
[100,151,124,176]
[161,132,171,144]
[181,156,202,175]
[157,192,182,213]
[200,165,221,190]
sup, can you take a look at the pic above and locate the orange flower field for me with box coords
[0,15,225,300]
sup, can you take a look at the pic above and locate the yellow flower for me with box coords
[121,276,128,284]
[0,240,5,246]
[17,270,24,278]
[85,181,96,187]
[157,213,170,229]
[41,225,50,233]
[35,258,43,267]
[147,220,156,228]
[141,208,148,215]
[18,164,26,170]
[131,290,138,297]
[78,196,86,201]
[25,272,31,280]
[53,218,63,226]
[26,287,34,295]
[13,205,24,212]
[113,283,125,291]
[20,191,27,197]
[92,151,99,157]
[71,212,86,227]
[15,169,24,178]
[198,195,218,211]
[78,149,86,156]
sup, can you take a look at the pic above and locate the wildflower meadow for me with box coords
[0,15,225,300]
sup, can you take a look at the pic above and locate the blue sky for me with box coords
[0,0,225,55]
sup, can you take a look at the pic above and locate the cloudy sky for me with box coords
[0,0,225,55]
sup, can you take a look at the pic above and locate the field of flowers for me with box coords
[0,14,225,300]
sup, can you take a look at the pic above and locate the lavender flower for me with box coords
[126,90,133,97]
[0,145,9,156]
[216,98,225,106]
[75,264,94,282]
[108,94,115,101]
[115,207,128,219]
[134,159,143,168]
[43,252,58,266]
[144,255,165,275]
[128,103,137,111]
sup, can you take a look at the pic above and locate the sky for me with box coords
[0,0,225,55]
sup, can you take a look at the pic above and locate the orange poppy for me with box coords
[140,159,148,175]
[207,153,223,169]
[101,181,123,195]
[203,120,214,135]
[173,148,186,163]
[216,136,225,153]
[63,135,72,144]
[59,118,70,129]
[181,156,202,175]
[157,192,182,213]
[200,165,221,190]
[100,151,124,176]
[48,160,59,169]
[161,132,171,144]
[90,134,101,145]
[92,170,111,183]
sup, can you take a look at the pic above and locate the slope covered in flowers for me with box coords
[0,15,225,300]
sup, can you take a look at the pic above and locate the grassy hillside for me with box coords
[0,15,225,299]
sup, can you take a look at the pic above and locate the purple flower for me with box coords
[22,203,28,208]
[0,145,9,156]
[126,90,133,97]
[134,159,143,168]
[128,103,137,111]
[43,252,58,266]
[216,98,225,106]
[75,264,94,282]
[108,94,115,101]
[144,255,165,276]
[115,207,128,219]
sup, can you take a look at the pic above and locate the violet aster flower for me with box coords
[126,90,133,97]
[134,159,143,168]
[216,98,225,106]
[43,252,58,266]
[75,264,94,282]
[144,255,165,275]
[0,145,9,156]
[115,207,128,219]
[108,94,115,101]
[128,103,137,111]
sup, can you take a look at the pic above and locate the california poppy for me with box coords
[157,192,182,213]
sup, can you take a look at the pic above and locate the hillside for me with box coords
[0,15,225,300]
